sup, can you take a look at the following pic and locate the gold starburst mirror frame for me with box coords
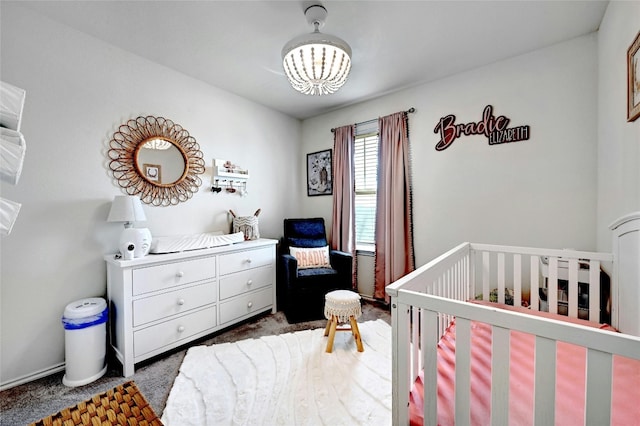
[108,116,205,206]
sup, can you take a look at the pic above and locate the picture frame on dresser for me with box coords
[628,30,640,122]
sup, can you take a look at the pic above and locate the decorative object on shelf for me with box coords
[282,4,351,96]
[230,209,261,240]
[212,158,249,196]
[107,195,152,258]
[108,116,205,206]
[628,31,640,122]
[307,149,332,196]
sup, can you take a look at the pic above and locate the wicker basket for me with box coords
[29,381,162,426]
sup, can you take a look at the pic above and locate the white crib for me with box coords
[386,213,640,425]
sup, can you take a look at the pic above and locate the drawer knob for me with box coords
[177,325,185,333]
[177,298,185,306]
[246,279,253,286]
[245,258,252,264]
[176,271,185,278]
[247,301,253,309]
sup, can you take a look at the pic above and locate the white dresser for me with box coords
[105,238,277,377]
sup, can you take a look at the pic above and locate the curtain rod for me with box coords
[331,107,415,133]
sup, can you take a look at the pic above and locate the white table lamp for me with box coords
[107,195,151,258]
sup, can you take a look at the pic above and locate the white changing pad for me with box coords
[150,231,245,254]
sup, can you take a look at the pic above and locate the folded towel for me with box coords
[0,197,21,236]
[0,127,26,185]
[0,81,26,132]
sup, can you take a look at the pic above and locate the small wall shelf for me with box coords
[212,158,249,195]
[215,169,250,180]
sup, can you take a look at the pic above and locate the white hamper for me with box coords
[61,297,108,387]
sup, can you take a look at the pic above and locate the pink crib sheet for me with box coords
[409,302,640,426]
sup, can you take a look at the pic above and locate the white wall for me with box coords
[0,4,301,388]
[597,1,640,252]
[302,34,599,268]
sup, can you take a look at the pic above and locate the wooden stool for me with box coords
[323,290,364,353]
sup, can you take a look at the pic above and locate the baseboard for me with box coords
[0,363,65,391]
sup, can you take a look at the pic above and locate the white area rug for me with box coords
[161,319,392,426]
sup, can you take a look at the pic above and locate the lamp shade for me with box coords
[107,196,151,258]
[107,195,147,225]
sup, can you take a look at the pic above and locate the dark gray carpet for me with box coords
[0,302,390,425]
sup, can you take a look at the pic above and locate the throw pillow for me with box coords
[290,246,331,269]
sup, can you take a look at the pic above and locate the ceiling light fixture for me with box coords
[282,4,352,96]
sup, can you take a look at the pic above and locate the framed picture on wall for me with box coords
[628,31,640,122]
[307,149,333,196]
[143,163,161,183]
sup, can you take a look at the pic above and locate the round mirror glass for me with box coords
[136,138,186,185]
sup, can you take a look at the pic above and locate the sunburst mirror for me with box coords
[108,116,205,206]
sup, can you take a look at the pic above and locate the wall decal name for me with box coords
[434,105,530,151]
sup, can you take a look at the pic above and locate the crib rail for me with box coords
[469,243,614,324]
[387,242,471,342]
[386,242,622,426]
[392,292,640,426]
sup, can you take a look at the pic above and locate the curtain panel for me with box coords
[331,125,357,288]
[374,111,415,300]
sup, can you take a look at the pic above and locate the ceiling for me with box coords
[15,1,608,120]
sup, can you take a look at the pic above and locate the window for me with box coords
[354,123,379,251]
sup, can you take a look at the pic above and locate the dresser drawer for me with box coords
[219,287,272,325]
[134,306,216,358]
[218,246,274,276]
[133,281,216,326]
[132,257,215,295]
[219,265,273,300]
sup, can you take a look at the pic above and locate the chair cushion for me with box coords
[290,246,331,269]
[297,267,339,278]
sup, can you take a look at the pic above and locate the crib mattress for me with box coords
[409,302,640,426]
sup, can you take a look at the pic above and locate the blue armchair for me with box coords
[277,218,353,323]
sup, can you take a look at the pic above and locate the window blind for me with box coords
[354,133,378,245]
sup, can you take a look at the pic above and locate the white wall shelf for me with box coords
[212,158,249,195]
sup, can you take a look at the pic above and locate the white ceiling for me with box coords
[15,0,608,120]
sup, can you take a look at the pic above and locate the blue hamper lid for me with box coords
[62,297,108,330]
